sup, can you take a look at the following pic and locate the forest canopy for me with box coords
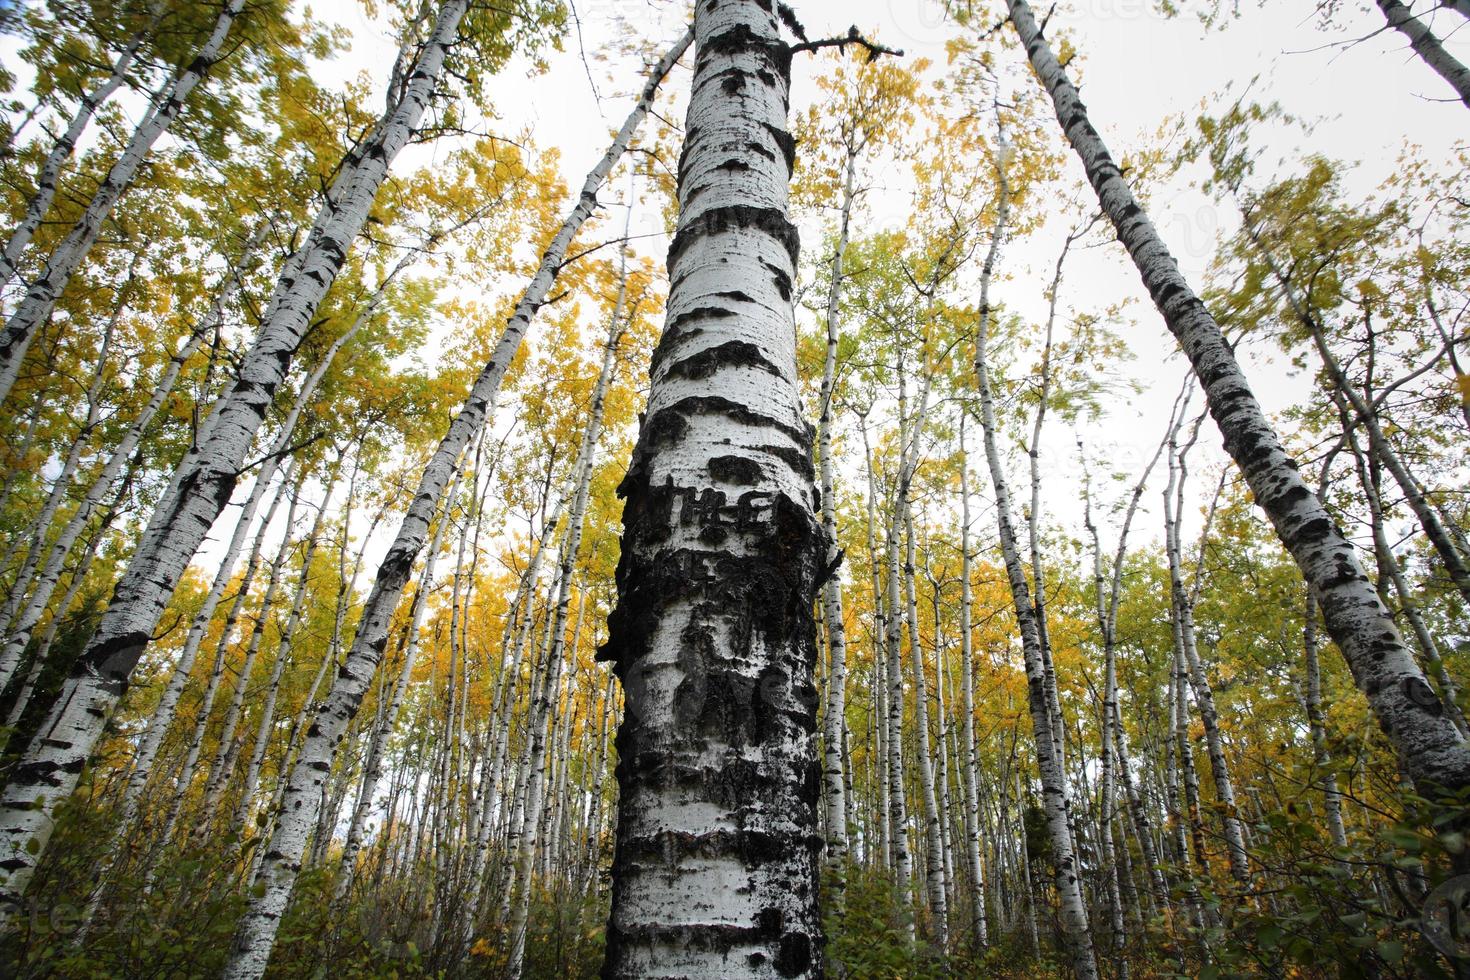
[0,0,1465,977]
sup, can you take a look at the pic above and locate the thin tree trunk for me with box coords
[1375,0,1470,109]
[861,413,892,873]
[0,224,265,683]
[506,253,630,977]
[0,10,157,290]
[0,0,473,914]
[158,466,302,849]
[194,481,308,824]
[905,507,949,945]
[1163,418,1250,886]
[223,32,692,976]
[232,473,334,834]
[0,284,125,674]
[972,109,1098,979]
[0,0,245,405]
[957,414,989,949]
[1004,0,1470,797]
[1344,415,1469,736]
[819,145,857,867]
[333,466,462,904]
[1304,591,1350,851]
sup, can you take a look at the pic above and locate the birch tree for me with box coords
[1000,0,1470,798]
[0,0,481,917]
[596,3,873,974]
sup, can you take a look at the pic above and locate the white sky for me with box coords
[325,0,1463,539]
[15,0,1453,579]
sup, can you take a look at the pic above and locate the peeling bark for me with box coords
[600,5,823,976]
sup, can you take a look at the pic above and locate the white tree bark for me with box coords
[333,463,462,905]
[972,105,1098,980]
[1005,0,1470,796]
[222,28,692,979]
[232,470,335,834]
[0,223,264,687]
[818,145,856,866]
[904,507,949,945]
[599,4,824,976]
[0,11,155,291]
[157,465,301,849]
[506,239,630,977]
[956,414,989,948]
[1163,418,1250,885]
[0,0,471,918]
[194,481,308,824]
[0,284,124,679]
[1375,0,1470,109]
[1080,420,1171,918]
[0,0,245,406]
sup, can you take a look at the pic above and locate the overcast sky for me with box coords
[234,0,1470,569]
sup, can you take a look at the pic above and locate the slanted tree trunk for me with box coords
[1081,421,1171,922]
[0,0,245,406]
[0,224,265,684]
[0,283,125,679]
[0,0,474,915]
[1004,0,1470,797]
[158,465,302,851]
[232,470,334,834]
[1375,0,1470,109]
[505,252,630,977]
[224,30,692,979]
[333,463,461,904]
[598,4,825,976]
[0,8,162,290]
[1304,589,1351,851]
[972,107,1098,980]
[194,480,308,825]
[1343,414,1469,737]
[1246,225,1470,611]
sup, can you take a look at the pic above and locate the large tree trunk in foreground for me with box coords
[598,3,824,976]
[1005,0,1470,797]
[0,0,470,928]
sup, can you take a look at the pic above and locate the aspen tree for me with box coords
[597,3,887,975]
[0,0,478,914]
[506,244,633,977]
[1003,0,1470,798]
[0,0,247,406]
[971,103,1099,980]
[1374,0,1470,109]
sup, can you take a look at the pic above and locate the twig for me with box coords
[789,26,904,62]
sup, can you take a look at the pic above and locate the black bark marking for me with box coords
[709,455,762,485]
[663,340,783,381]
[667,205,800,272]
